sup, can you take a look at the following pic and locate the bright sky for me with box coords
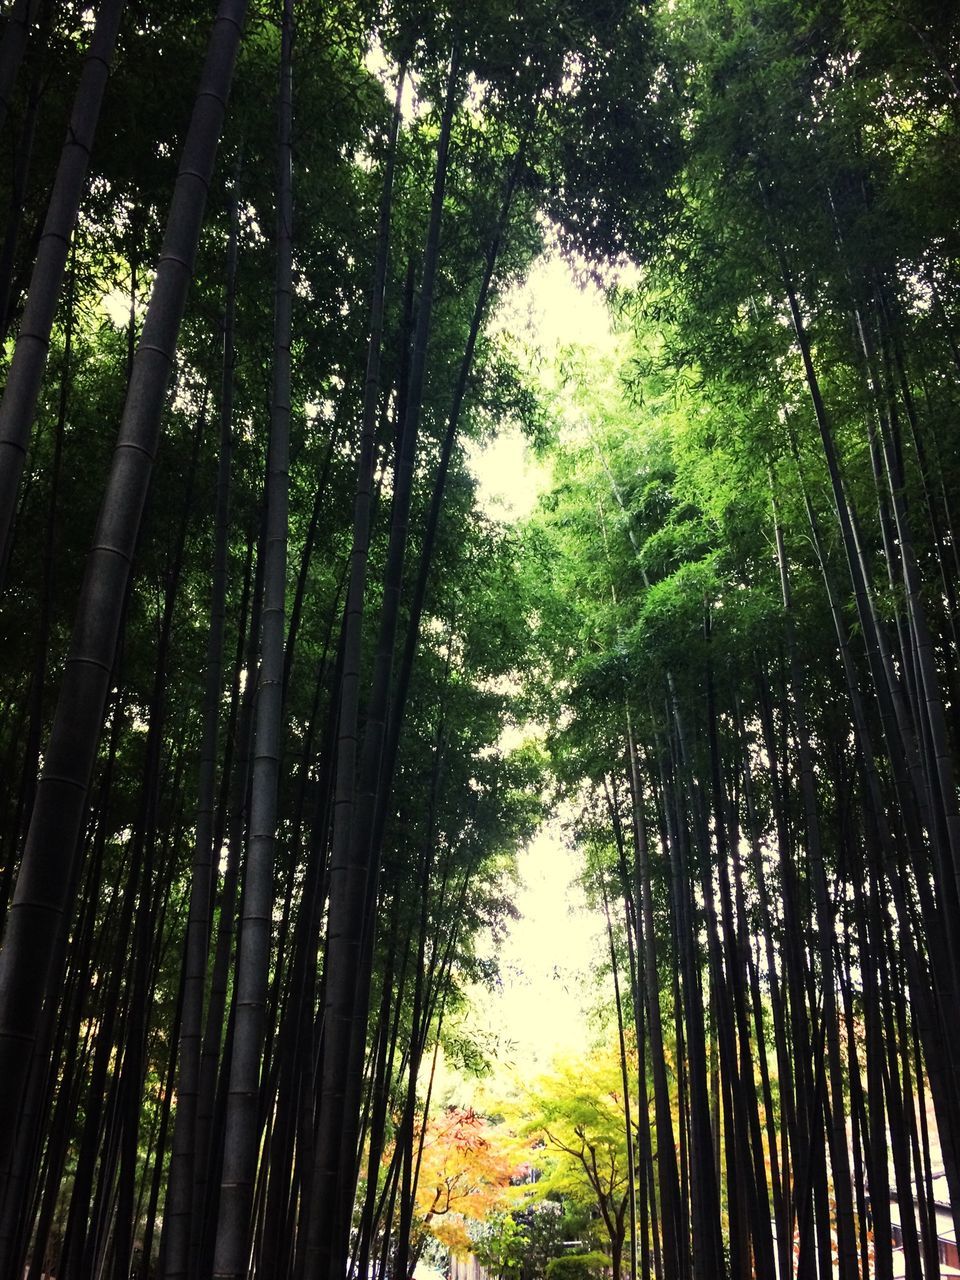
[470,820,604,1078]
[498,251,626,361]
[465,249,626,521]
[457,251,618,1089]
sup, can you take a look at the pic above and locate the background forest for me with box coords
[0,0,957,1278]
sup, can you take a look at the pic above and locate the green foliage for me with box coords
[2,0,957,1272]
[545,1252,610,1280]
[471,1209,529,1280]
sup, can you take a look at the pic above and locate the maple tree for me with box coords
[410,1106,525,1256]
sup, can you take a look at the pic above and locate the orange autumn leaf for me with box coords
[414,1107,525,1253]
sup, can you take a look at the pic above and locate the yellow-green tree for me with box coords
[519,1046,640,1280]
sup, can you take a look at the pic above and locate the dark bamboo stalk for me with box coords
[0,0,126,583]
[213,5,292,1271]
[0,0,250,1209]
[0,0,36,135]
[302,59,405,1279]
[162,184,239,1280]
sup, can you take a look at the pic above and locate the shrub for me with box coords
[545,1252,609,1280]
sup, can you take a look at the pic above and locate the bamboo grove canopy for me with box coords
[0,0,957,1278]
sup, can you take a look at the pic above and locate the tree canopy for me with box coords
[0,0,957,1278]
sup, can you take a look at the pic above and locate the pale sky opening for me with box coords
[470,820,604,1081]
[467,247,625,519]
[461,250,620,1080]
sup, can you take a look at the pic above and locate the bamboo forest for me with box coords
[1,0,959,1277]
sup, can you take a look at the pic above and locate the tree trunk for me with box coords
[212,4,291,1272]
[0,0,249,1214]
[162,185,239,1280]
[0,0,37,135]
[306,51,458,1280]
[0,0,126,583]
